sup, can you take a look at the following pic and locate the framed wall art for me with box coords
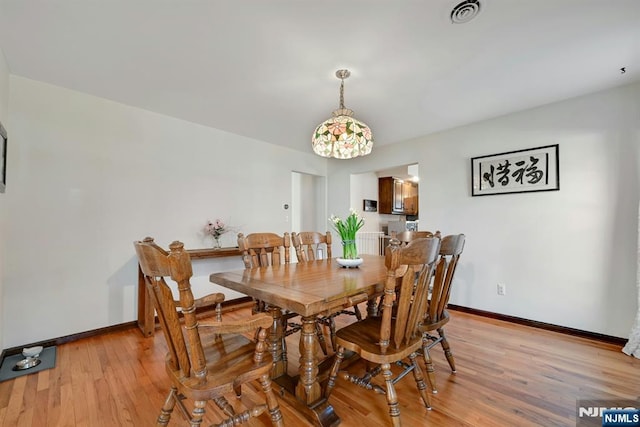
[363,199,377,212]
[0,121,6,193]
[471,144,559,196]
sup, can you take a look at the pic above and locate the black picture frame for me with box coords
[471,144,559,196]
[363,199,377,212]
[0,121,6,193]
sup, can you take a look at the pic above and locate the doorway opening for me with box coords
[291,171,327,234]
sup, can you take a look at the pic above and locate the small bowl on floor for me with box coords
[13,357,41,371]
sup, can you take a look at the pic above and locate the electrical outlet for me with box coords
[497,283,506,296]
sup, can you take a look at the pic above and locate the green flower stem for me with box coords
[341,239,358,260]
[331,210,364,260]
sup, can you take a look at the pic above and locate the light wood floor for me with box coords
[0,306,638,426]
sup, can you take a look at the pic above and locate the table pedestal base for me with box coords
[266,310,341,426]
[265,303,365,426]
[273,376,340,427]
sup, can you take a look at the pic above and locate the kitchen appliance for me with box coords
[387,220,419,236]
[405,221,419,231]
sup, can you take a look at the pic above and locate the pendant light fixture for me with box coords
[312,69,373,159]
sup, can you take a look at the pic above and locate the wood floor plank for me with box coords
[2,375,26,426]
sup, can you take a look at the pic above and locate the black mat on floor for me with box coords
[0,346,57,382]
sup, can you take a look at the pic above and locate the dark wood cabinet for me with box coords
[379,177,401,214]
[378,177,418,215]
[403,181,418,215]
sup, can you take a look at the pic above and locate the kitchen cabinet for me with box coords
[378,177,418,215]
[403,181,418,215]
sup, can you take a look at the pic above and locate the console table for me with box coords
[137,246,241,337]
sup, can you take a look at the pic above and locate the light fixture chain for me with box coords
[339,78,345,109]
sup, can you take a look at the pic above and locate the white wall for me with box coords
[0,47,10,351]
[2,76,326,348]
[329,82,640,338]
[349,172,381,233]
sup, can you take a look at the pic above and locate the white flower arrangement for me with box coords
[329,208,364,259]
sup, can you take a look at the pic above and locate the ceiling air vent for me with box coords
[450,0,481,24]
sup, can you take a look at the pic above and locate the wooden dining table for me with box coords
[209,254,388,427]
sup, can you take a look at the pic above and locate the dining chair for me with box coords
[236,232,318,355]
[370,230,442,317]
[237,232,291,268]
[420,233,465,393]
[237,232,291,314]
[291,230,332,261]
[325,236,441,426]
[291,231,362,354]
[133,237,284,427]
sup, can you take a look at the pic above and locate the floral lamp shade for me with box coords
[312,69,373,160]
[312,108,373,159]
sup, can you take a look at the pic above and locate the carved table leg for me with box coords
[296,315,322,404]
[267,306,286,378]
[289,315,339,427]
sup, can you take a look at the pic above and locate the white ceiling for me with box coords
[0,1,638,155]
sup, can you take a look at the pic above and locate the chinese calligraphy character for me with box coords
[482,165,495,188]
[525,156,544,184]
[496,160,511,186]
[509,156,545,186]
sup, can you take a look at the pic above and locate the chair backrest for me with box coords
[427,234,465,324]
[238,232,291,268]
[394,230,441,245]
[291,231,332,261]
[380,237,441,352]
[133,237,205,380]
